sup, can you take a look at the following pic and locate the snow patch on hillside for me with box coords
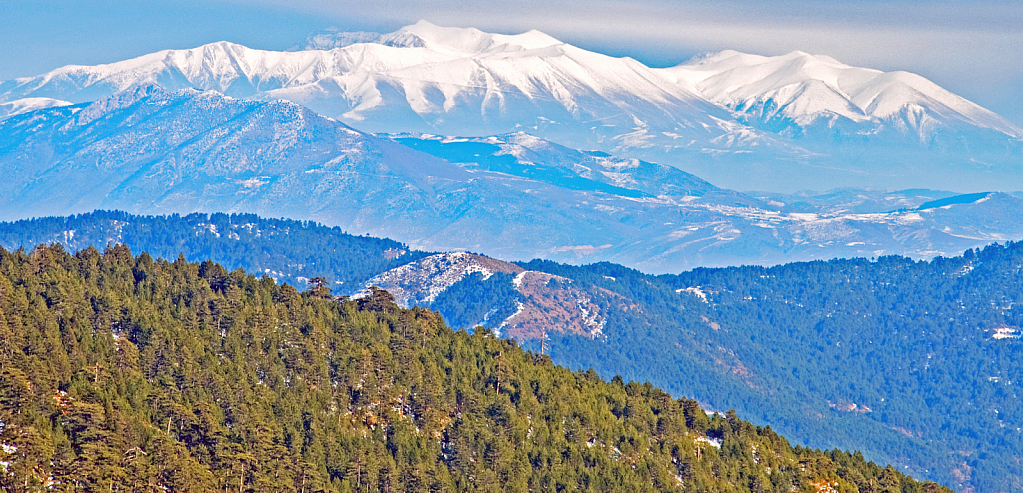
[0,97,72,120]
[499,271,607,340]
[991,327,1021,340]
[361,252,523,306]
[677,286,708,303]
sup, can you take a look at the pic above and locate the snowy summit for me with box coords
[0,21,1020,191]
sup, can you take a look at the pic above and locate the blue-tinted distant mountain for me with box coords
[1,86,1022,272]
[0,210,427,288]
[0,86,748,270]
[392,132,1023,268]
[389,132,724,199]
[3,21,1019,192]
[0,85,476,228]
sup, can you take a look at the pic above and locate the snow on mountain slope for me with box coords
[0,86,477,227]
[4,21,1020,191]
[1,86,1021,273]
[301,21,562,55]
[498,270,606,340]
[0,97,71,120]
[663,50,1023,140]
[0,86,754,270]
[0,21,792,159]
[378,20,563,55]
[361,252,524,306]
[268,21,765,154]
[0,41,385,101]
[360,252,606,340]
[390,131,742,200]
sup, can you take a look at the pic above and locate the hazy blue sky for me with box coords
[3,0,1022,125]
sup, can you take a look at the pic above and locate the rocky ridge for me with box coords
[360,252,607,340]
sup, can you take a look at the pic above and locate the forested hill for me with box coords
[0,210,427,288]
[520,243,1023,492]
[0,244,945,492]
[3,211,1020,490]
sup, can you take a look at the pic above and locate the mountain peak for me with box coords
[300,21,563,56]
[2,24,1020,192]
[396,20,562,54]
[666,49,1022,138]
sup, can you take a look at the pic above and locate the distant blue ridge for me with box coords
[393,137,652,198]
[917,192,991,210]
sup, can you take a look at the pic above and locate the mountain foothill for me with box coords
[2,211,1021,491]
[0,20,1021,493]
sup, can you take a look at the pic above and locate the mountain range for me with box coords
[2,86,1023,272]
[1,21,1020,192]
[3,18,1023,493]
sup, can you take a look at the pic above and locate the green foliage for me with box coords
[520,245,1023,492]
[427,272,520,330]
[0,210,427,289]
[0,244,942,492]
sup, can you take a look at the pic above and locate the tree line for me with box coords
[0,243,945,492]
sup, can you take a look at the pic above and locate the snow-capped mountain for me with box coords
[664,50,1022,142]
[304,21,566,54]
[0,21,756,157]
[2,21,1019,191]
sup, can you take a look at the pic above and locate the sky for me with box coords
[3,0,1022,125]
